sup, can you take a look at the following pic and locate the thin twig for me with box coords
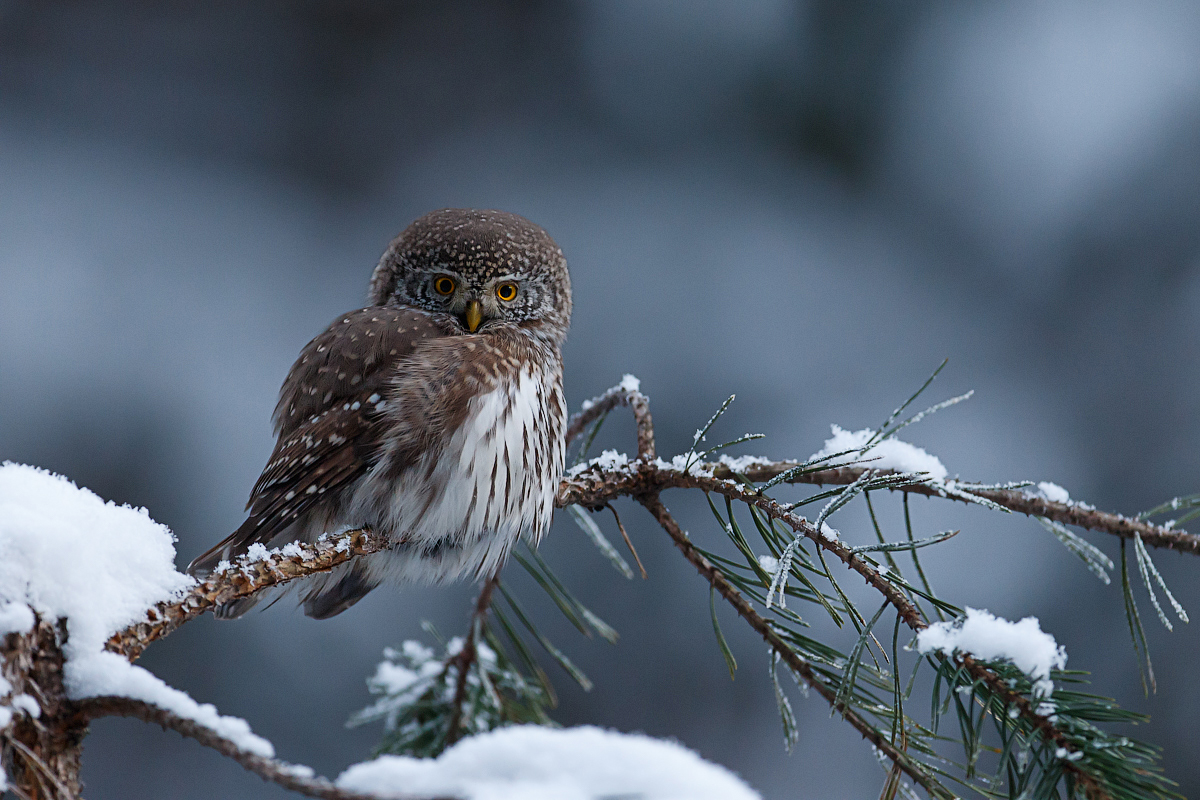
[444,573,502,745]
[607,504,647,579]
[566,384,655,460]
[76,696,456,800]
[5,735,76,800]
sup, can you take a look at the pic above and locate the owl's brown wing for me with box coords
[186,306,448,575]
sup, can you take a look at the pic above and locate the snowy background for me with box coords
[1,1,1199,798]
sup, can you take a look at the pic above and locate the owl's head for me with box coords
[369,209,572,343]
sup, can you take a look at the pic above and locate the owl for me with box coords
[187,209,571,619]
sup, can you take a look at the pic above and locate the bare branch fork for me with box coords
[1,380,1183,799]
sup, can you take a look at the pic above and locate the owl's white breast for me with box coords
[356,365,565,584]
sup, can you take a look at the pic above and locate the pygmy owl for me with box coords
[188,209,571,619]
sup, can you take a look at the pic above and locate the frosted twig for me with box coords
[704,462,1200,556]
[565,381,655,460]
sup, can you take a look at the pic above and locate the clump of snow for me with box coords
[245,542,271,562]
[0,601,34,636]
[69,651,274,756]
[368,641,442,698]
[757,555,778,574]
[717,454,774,472]
[1055,746,1084,762]
[336,725,761,800]
[280,542,305,558]
[812,425,948,482]
[8,693,40,719]
[1034,482,1071,504]
[654,454,698,473]
[0,463,193,653]
[593,450,630,471]
[618,374,641,393]
[567,449,632,477]
[915,607,1066,698]
[281,763,317,779]
[0,463,274,756]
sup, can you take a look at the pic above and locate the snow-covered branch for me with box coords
[713,462,1200,556]
[76,696,407,800]
[560,459,1200,556]
[108,530,388,660]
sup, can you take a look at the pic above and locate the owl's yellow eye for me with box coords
[434,276,456,296]
[496,282,518,302]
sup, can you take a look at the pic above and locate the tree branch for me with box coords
[76,696,455,800]
[560,457,1107,792]
[444,573,501,746]
[107,531,387,660]
[556,458,1200,556]
[638,493,953,800]
[717,462,1200,556]
[559,380,1132,797]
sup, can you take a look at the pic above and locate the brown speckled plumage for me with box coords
[188,209,571,619]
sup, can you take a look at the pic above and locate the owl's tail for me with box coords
[185,517,261,580]
[301,560,380,619]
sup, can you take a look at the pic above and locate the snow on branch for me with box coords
[109,530,388,660]
[75,696,396,800]
[564,374,655,460]
[916,608,1067,699]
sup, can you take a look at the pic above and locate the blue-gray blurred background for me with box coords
[2,2,1198,798]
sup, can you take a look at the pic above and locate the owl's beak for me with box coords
[464,300,483,332]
